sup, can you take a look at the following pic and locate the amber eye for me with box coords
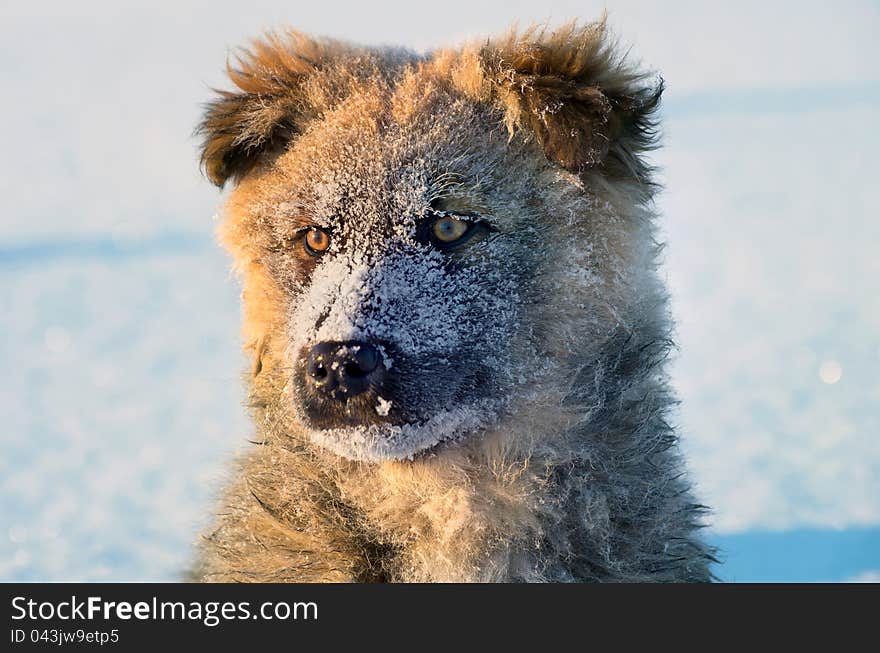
[420,212,490,251]
[303,228,330,256]
[431,216,469,243]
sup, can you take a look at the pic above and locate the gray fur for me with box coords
[192,23,716,582]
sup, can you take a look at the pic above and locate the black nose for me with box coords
[306,341,384,400]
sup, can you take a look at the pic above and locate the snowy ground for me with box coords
[1,1,878,581]
[1,245,249,580]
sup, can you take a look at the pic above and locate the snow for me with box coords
[0,244,249,581]
[1,1,878,581]
[658,103,880,534]
[375,397,392,416]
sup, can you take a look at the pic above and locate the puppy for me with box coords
[192,20,714,582]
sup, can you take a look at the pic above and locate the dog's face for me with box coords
[199,26,661,461]
[227,90,552,461]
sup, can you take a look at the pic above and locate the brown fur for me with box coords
[192,20,713,582]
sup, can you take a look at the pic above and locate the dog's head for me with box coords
[198,22,662,461]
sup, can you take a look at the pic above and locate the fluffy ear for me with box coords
[196,32,331,187]
[479,20,663,183]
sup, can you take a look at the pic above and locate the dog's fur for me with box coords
[192,20,715,582]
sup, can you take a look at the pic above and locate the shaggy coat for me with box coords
[192,20,715,582]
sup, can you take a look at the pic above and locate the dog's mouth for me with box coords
[303,399,499,462]
[299,385,402,430]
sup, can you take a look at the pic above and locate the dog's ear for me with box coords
[197,32,333,187]
[477,20,662,182]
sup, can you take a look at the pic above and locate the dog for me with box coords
[191,19,715,582]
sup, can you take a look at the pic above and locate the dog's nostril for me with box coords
[343,362,366,378]
[338,344,380,379]
[347,345,379,375]
[312,364,327,380]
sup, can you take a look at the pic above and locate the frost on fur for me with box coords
[192,19,716,583]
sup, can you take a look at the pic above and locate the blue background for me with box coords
[1,1,877,582]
